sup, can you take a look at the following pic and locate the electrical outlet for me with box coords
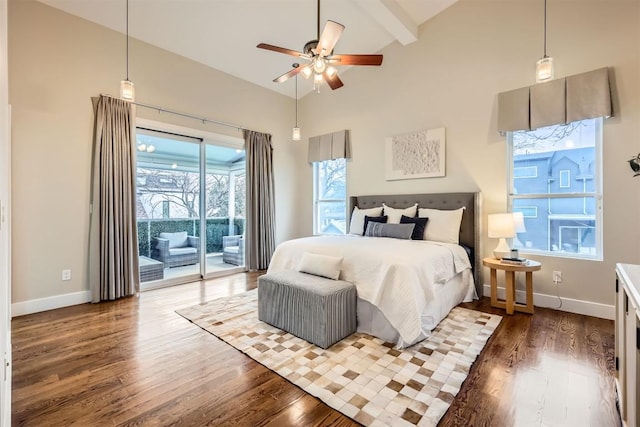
[62,269,71,281]
[552,270,562,284]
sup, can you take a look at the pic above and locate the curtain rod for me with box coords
[100,94,248,133]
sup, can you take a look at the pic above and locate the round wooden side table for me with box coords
[482,257,542,315]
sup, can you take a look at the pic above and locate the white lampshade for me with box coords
[488,213,516,239]
[292,127,301,141]
[120,79,135,102]
[488,213,516,259]
[536,56,554,83]
[513,212,526,233]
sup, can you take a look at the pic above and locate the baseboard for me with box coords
[483,284,614,320]
[11,290,91,317]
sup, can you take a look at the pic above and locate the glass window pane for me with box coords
[317,158,346,200]
[512,197,597,256]
[314,158,347,235]
[316,201,346,235]
[512,120,596,195]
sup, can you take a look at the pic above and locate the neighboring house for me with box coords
[513,147,596,254]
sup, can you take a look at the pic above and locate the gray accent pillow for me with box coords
[364,222,415,240]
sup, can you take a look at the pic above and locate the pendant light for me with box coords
[292,63,301,141]
[535,0,554,83]
[120,0,135,101]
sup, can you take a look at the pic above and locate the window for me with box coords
[313,158,347,235]
[508,118,602,259]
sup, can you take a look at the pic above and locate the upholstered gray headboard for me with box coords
[348,192,482,295]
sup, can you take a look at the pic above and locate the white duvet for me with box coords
[267,235,474,346]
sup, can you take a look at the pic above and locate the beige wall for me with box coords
[8,0,305,303]
[298,0,640,307]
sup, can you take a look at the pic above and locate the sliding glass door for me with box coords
[203,144,246,275]
[135,126,246,288]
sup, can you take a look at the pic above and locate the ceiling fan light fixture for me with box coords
[301,67,312,79]
[313,58,326,74]
[326,66,337,78]
[313,73,323,84]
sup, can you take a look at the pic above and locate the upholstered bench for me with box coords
[258,270,357,349]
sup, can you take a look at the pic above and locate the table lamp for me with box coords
[488,213,516,259]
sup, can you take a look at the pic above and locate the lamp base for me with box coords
[493,238,511,259]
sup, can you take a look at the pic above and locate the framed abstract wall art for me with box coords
[385,128,446,180]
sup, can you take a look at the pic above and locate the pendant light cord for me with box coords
[543,0,547,58]
[126,0,130,80]
[295,75,298,127]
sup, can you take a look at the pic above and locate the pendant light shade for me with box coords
[292,127,301,141]
[536,57,554,83]
[120,79,135,101]
[120,0,135,102]
[535,0,554,83]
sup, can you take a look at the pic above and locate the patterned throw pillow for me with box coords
[364,222,415,240]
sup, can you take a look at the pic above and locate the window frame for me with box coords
[507,118,603,260]
[312,158,347,236]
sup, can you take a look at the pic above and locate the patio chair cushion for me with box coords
[225,246,240,254]
[169,247,197,256]
[160,231,189,248]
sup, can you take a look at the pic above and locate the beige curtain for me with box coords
[244,130,276,270]
[88,95,139,302]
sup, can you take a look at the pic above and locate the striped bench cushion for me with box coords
[258,270,357,349]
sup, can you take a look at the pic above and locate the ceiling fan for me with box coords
[256,0,383,91]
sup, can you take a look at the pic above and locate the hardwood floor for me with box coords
[12,272,621,426]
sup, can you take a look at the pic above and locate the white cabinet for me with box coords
[616,263,640,427]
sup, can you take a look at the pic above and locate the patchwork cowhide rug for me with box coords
[177,289,501,427]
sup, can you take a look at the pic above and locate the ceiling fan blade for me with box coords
[329,54,383,66]
[315,20,345,57]
[323,72,344,90]
[257,43,308,58]
[273,65,309,83]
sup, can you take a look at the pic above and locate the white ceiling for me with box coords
[38,0,459,98]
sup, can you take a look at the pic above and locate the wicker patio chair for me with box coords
[222,235,244,266]
[151,231,200,268]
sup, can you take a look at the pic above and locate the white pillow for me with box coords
[348,206,383,235]
[383,203,418,224]
[298,252,343,280]
[418,207,465,244]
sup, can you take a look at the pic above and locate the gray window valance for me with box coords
[308,129,351,163]
[497,67,613,132]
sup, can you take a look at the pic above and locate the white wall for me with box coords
[8,0,306,306]
[298,0,640,309]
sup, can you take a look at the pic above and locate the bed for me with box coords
[267,192,481,348]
